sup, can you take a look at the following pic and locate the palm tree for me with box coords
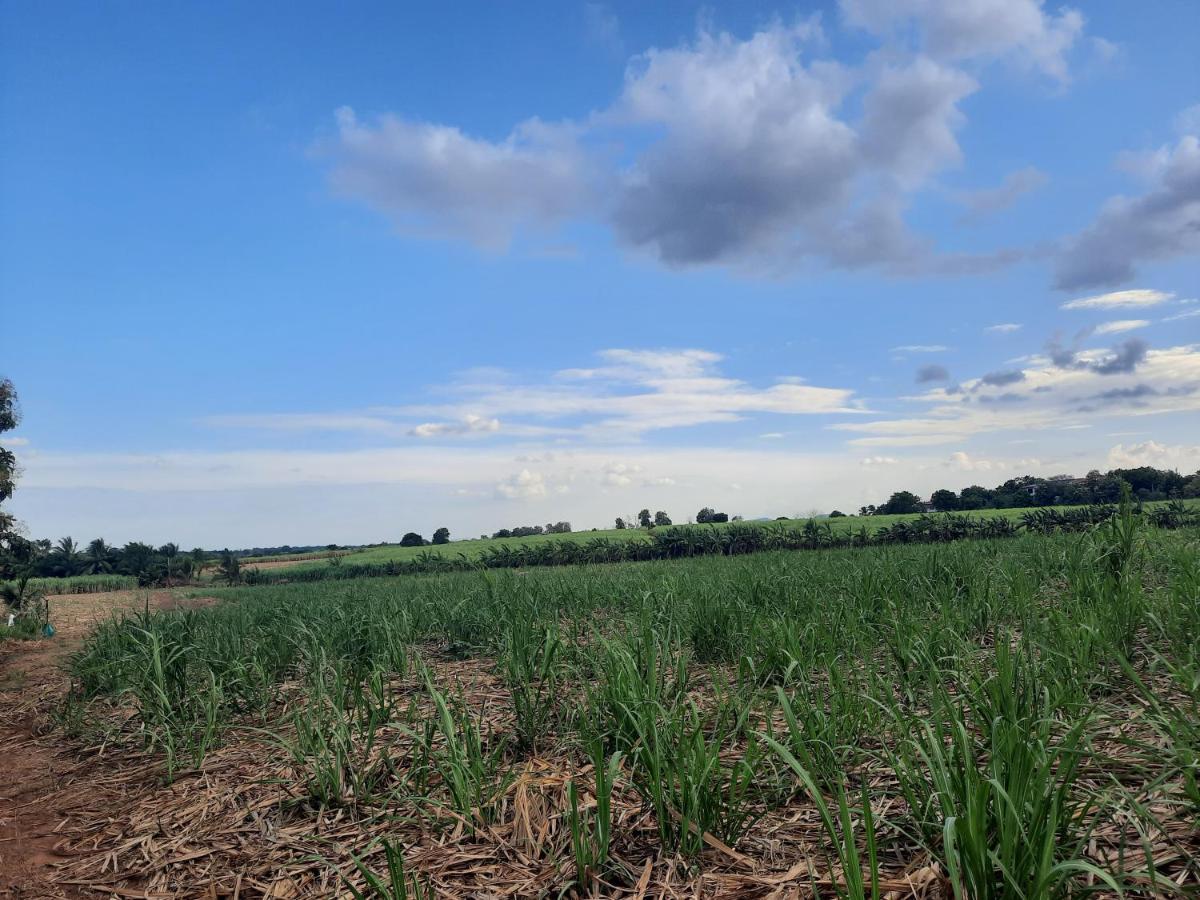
[85,538,112,574]
[190,548,210,581]
[53,537,83,577]
[158,543,180,585]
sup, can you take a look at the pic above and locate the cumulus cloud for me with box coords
[1055,136,1200,290]
[495,469,550,500]
[957,166,1047,220]
[1107,440,1200,470]
[322,11,1095,276]
[327,107,591,250]
[1060,288,1174,310]
[839,0,1086,81]
[916,364,950,382]
[860,58,977,189]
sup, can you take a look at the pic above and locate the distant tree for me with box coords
[400,532,426,547]
[829,510,846,518]
[653,510,672,526]
[493,528,513,539]
[958,485,992,510]
[711,512,729,523]
[86,538,114,574]
[637,508,652,528]
[930,489,960,512]
[52,537,84,577]
[190,547,210,580]
[1184,472,1200,498]
[696,507,716,524]
[217,549,241,585]
[432,527,450,545]
[878,491,923,515]
[0,382,42,610]
[158,542,180,586]
[0,379,18,530]
[614,517,627,530]
[731,515,743,522]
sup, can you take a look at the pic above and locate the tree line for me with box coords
[862,467,1199,516]
[241,499,1200,587]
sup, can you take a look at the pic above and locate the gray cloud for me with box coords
[980,369,1026,387]
[957,166,1047,221]
[1055,136,1200,290]
[978,392,1026,404]
[916,364,951,382]
[1092,384,1157,402]
[323,18,1061,275]
[860,58,977,189]
[1048,337,1150,376]
[328,108,591,250]
[1091,338,1149,375]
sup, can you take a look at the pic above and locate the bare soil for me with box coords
[0,591,212,898]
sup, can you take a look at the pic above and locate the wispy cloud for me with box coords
[1093,319,1149,335]
[985,323,1022,334]
[956,166,1047,221]
[892,344,949,353]
[206,348,863,444]
[831,343,1200,447]
[1061,289,1174,310]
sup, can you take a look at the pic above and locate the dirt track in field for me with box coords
[0,591,212,898]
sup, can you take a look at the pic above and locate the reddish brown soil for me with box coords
[0,591,212,898]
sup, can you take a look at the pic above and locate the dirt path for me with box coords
[0,591,208,898]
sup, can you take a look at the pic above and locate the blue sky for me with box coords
[2,1,1198,546]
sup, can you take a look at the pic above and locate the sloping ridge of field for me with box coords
[251,502,1188,575]
[9,517,1197,897]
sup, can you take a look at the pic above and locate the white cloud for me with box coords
[209,348,861,445]
[892,344,950,353]
[495,469,550,500]
[1092,319,1149,335]
[945,450,1041,471]
[390,347,861,440]
[1164,308,1200,322]
[4,437,29,447]
[1060,288,1174,310]
[327,107,591,251]
[1107,441,1200,470]
[839,0,1086,82]
[760,432,785,440]
[860,455,899,465]
[986,323,1022,333]
[411,415,501,438]
[832,342,1200,447]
